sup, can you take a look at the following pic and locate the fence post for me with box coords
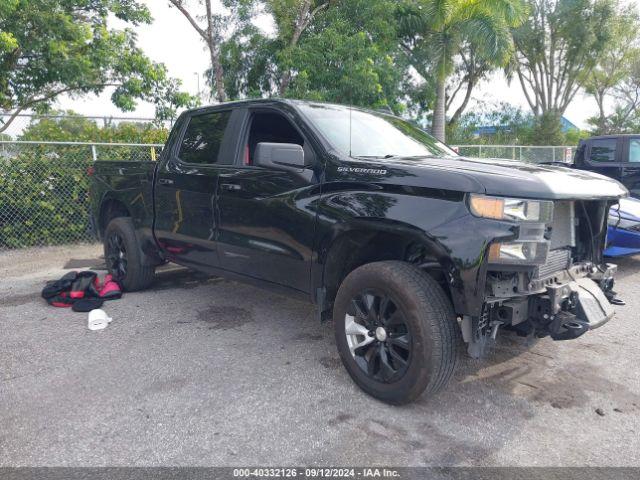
[479,145,482,157]
[519,146,522,161]
[91,145,97,162]
[150,147,157,161]
[552,147,556,162]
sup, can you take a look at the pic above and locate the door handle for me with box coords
[158,178,174,186]
[220,183,242,191]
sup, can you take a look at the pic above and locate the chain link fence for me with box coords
[1,141,577,251]
[453,145,575,163]
[0,141,162,250]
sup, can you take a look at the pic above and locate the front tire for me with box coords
[104,217,155,292]
[333,261,458,404]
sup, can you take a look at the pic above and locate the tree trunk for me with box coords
[448,77,475,127]
[205,0,225,103]
[432,76,446,142]
[168,0,226,102]
[279,72,292,97]
[278,20,306,96]
[210,47,225,102]
[278,1,310,97]
[596,90,606,133]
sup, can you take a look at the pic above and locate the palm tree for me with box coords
[399,0,526,142]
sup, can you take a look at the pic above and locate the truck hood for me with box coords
[383,155,628,201]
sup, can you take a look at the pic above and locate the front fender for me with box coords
[313,188,515,316]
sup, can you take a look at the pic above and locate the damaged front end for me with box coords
[463,196,623,358]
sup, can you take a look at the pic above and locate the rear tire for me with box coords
[104,217,155,292]
[333,261,458,404]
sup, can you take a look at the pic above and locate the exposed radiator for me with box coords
[536,248,571,278]
[550,201,576,249]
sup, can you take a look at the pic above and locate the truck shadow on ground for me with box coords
[67,263,635,466]
[151,267,223,291]
[139,265,640,420]
[60,257,224,291]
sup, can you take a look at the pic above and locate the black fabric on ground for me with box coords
[42,272,77,299]
[42,271,122,311]
[72,298,105,312]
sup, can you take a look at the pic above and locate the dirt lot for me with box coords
[1,243,639,466]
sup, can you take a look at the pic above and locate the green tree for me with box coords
[449,101,587,145]
[526,111,565,145]
[0,0,194,134]
[583,4,640,133]
[398,0,526,142]
[220,0,404,110]
[169,0,256,102]
[512,0,615,119]
[18,112,170,144]
[445,45,496,127]
[586,55,640,133]
[588,104,640,134]
[221,24,276,99]
[286,0,405,110]
[448,101,534,144]
[268,0,335,96]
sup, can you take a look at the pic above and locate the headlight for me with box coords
[488,241,549,265]
[469,194,553,223]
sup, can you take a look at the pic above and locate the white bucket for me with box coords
[88,309,112,331]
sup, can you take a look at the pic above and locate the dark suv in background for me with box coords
[574,135,640,198]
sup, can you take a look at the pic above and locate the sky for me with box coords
[52,0,638,130]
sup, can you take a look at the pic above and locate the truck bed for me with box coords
[89,160,157,240]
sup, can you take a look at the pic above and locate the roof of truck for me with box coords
[181,98,391,116]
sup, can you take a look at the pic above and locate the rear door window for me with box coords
[589,138,617,163]
[628,138,640,163]
[178,110,233,164]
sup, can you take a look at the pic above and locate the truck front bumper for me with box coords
[491,263,618,341]
[541,277,615,340]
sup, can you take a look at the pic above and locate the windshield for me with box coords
[298,103,458,159]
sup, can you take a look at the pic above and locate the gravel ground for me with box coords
[1,243,639,467]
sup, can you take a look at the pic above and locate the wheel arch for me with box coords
[319,219,458,313]
[98,197,131,238]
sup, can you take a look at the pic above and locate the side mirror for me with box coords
[254,142,308,172]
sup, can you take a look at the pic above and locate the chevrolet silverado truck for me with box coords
[90,99,626,404]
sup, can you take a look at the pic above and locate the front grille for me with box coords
[536,248,571,278]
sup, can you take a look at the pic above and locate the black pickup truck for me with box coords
[90,99,626,404]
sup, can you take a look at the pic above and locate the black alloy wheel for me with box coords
[103,217,155,291]
[344,291,412,383]
[106,232,128,281]
[334,261,459,404]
